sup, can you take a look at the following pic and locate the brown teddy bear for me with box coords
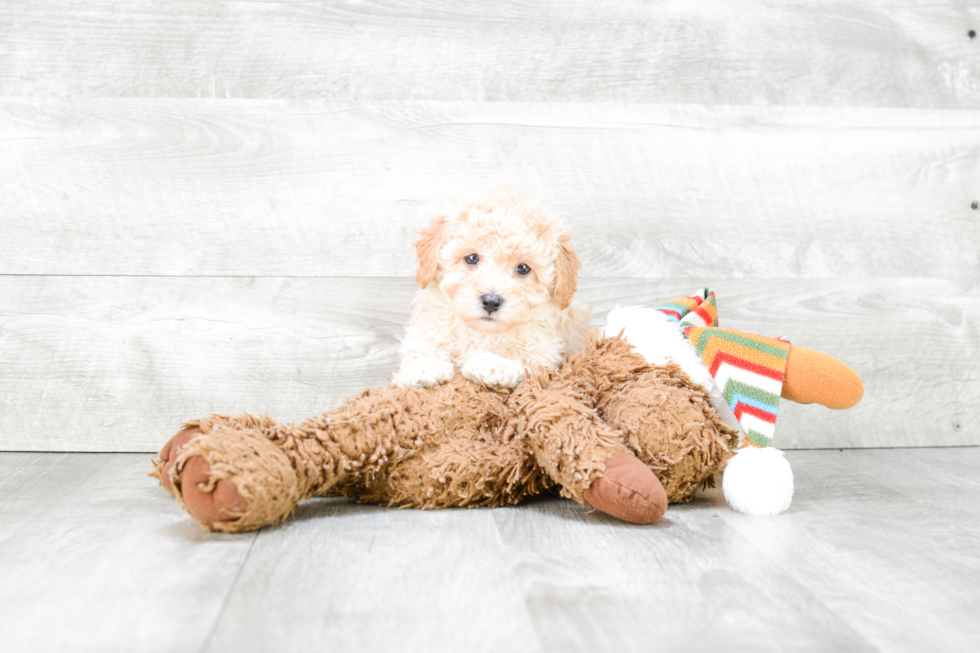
[152,290,863,532]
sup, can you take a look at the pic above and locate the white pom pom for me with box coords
[722,446,794,516]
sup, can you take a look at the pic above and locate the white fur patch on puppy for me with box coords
[460,350,526,388]
[391,355,455,388]
[722,446,795,516]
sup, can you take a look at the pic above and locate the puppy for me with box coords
[392,187,591,389]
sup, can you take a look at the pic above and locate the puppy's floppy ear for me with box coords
[414,215,447,288]
[553,234,581,309]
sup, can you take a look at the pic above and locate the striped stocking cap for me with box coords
[654,289,791,448]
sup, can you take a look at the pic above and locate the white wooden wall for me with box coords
[1,1,978,451]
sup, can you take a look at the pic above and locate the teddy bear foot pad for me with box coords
[583,451,668,524]
[156,427,247,526]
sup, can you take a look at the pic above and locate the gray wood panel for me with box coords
[716,449,980,652]
[0,1,976,107]
[0,276,404,452]
[1,100,977,278]
[207,504,540,653]
[1,275,975,452]
[489,447,980,653]
[7,449,976,652]
[492,488,877,652]
[0,452,256,653]
[2,2,978,455]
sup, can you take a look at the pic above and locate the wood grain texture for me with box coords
[207,504,540,653]
[0,452,256,653]
[716,449,980,652]
[1,100,977,278]
[0,276,405,452]
[0,1,977,107]
[491,448,980,653]
[1,275,976,452]
[1,449,977,652]
[492,491,877,652]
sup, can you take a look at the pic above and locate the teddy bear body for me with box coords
[154,334,739,533]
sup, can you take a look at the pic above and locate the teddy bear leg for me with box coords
[781,345,864,409]
[152,418,302,533]
[154,389,448,531]
[513,379,667,524]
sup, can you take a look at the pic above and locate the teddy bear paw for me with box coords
[154,424,301,532]
[583,451,668,524]
[153,427,247,526]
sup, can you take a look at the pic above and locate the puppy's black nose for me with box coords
[481,294,503,314]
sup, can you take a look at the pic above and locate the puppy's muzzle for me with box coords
[480,293,504,315]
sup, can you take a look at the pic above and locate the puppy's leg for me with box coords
[392,353,456,388]
[459,350,526,388]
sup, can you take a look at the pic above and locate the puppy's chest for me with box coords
[450,322,565,367]
[453,327,511,356]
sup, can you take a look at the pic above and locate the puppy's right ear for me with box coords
[414,215,447,288]
[553,234,581,309]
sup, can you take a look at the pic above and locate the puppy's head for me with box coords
[415,187,580,334]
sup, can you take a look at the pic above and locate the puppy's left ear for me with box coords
[554,235,581,309]
[415,215,447,289]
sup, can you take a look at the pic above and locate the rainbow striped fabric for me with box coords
[655,289,790,447]
[655,288,719,327]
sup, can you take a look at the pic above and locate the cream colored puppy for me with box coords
[393,188,591,389]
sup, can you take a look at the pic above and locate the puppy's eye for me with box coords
[516,263,531,276]
[464,254,480,265]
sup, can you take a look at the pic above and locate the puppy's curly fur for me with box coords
[393,187,591,389]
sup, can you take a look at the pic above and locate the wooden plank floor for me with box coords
[1,448,978,653]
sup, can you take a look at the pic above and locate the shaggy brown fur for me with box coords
[152,331,739,533]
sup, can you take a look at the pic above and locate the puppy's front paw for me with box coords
[392,356,456,388]
[460,351,526,389]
